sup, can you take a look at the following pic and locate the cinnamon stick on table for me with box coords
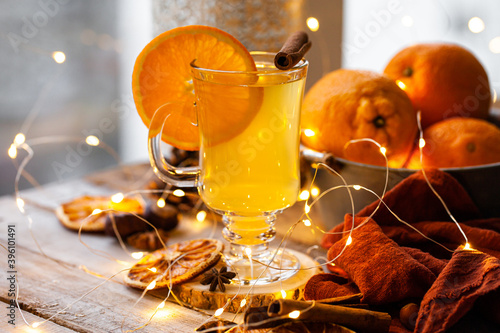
[316,293,364,305]
[268,299,392,333]
[274,31,312,70]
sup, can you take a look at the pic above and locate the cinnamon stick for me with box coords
[267,299,391,333]
[334,303,370,309]
[274,31,311,70]
[244,306,289,329]
[316,293,364,305]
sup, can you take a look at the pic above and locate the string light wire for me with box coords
[12,135,470,331]
[7,72,474,332]
[415,112,469,246]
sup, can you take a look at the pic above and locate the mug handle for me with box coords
[148,102,200,188]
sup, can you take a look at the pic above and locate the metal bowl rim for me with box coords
[330,156,500,173]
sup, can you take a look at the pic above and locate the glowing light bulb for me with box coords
[304,129,315,137]
[91,208,102,215]
[172,189,185,197]
[299,190,310,201]
[157,300,165,309]
[52,51,66,63]
[304,204,311,214]
[157,198,166,208]
[464,243,472,250]
[244,247,252,257]
[32,322,41,328]
[306,17,319,32]
[346,236,353,246]
[214,308,224,316]
[14,133,25,145]
[146,281,156,290]
[401,15,414,27]
[396,80,406,90]
[148,267,157,273]
[379,147,387,156]
[353,185,361,191]
[281,290,287,298]
[131,252,144,259]
[419,138,426,148]
[240,299,247,307]
[489,36,500,54]
[468,17,485,33]
[288,310,301,319]
[16,197,25,212]
[311,187,319,197]
[196,210,207,222]
[303,219,311,227]
[8,144,17,159]
[85,135,100,146]
[111,193,124,203]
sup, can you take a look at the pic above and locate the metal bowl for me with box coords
[303,150,500,229]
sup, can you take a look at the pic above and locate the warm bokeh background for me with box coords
[1,0,498,195]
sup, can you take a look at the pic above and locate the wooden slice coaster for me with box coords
[171,249,321,313]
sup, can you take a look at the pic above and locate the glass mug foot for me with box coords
[221,213,300,285]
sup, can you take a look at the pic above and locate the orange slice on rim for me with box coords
[132,25,261,150]
[55,195,145,232]
[124,238,223,289]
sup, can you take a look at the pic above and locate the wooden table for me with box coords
[0,164,326,332]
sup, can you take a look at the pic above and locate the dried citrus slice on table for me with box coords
[125,238,223,289]
[132,25,261,150]
[55,195,145,232]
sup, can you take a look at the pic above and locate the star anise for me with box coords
[200,267,236,292]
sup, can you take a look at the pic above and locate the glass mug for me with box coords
[149,52,308,284]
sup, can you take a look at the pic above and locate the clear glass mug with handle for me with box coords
[149,52,308,285]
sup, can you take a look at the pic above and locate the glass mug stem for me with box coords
[148,52,308,285]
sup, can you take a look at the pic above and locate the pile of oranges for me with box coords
[301,43,500,169]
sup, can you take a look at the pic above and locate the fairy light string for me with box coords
[8,130,474,331]
[155,127,473,325]
[415,111,470,248]
[6,51,474,333]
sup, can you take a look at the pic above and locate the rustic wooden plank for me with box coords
[17,163,326,246]
[0,188,220,332]
[171,250,321,313]
[2,162,326,283]
[0,304,77,332]
[85,163,154,193]
[85,163,327,246]
[13,162,326,258]
[0,192,217,278]
[0,245,211,332]
[0,163,327,331]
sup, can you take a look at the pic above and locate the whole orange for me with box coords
[384,43,491,129]
[301,69,417,168]
[407,117,500,169]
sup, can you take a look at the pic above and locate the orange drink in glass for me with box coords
[149,52,308,284]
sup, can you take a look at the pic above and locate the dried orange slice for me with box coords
[55,195,145,232]
[125,238,223,289]
[132,25,260,150]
